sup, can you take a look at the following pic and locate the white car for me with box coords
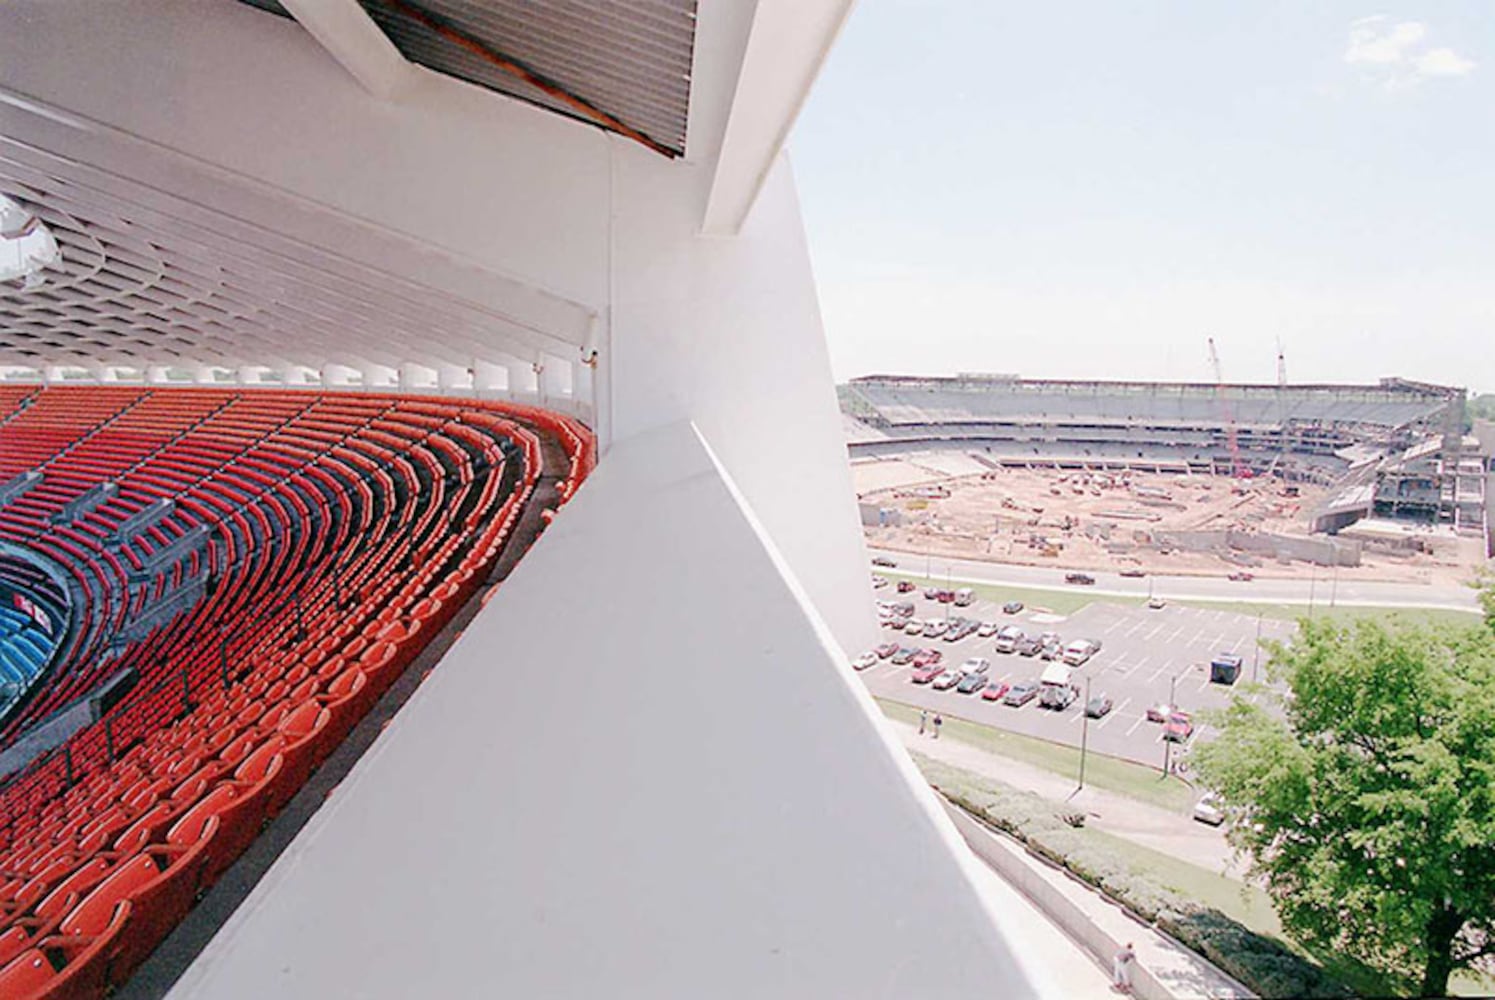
[852,652,878,671]
[1193,793,1225,826]
[977,621,1000,638]
[931,669,963,690]
[959,656,991,676]
[1147,596,1166,610]
[1062,639,1097,666]
[923,620,949,638]
[993,625,1025,653]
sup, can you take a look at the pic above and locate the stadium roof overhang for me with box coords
[0,0,853,377]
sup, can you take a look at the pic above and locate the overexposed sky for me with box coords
[792,3,1494,393]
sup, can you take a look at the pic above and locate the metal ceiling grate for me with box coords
[240,0,696,157]
[0,138,545,372]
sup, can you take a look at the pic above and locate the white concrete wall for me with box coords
[169,421,1037,999]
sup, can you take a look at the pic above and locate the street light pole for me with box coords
[1308,561,1317,616]
[1252,610,1263,683]
[1330,557,1340,609]
[1163,672,1179,777]
[1077,675,1092,793]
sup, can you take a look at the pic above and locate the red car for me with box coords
[896,580,916,593]
[1227,571,1254,582]
[1146,701,1174,723]
[1164,711,1194,742]
[980,681,1011,702]
[910,664,946,684]
[875,642,899,659]
[935,589,956,603]
[911,649,944,668]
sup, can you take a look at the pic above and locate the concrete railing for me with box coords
[943,800,1174,1000]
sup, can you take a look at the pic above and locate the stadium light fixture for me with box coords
[0,193,61,289]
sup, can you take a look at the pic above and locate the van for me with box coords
[953,587,975,607]
[1062,640,1097,666]
[1038,662,1076,709]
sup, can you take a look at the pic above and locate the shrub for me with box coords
[921,756,1351,999]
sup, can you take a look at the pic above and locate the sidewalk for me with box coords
[947,802,1255,1000]
[892,719,1242,876]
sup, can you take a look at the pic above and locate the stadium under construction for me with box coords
[842,375,1492,558]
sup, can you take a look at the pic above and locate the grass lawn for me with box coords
[876,696,1194,811]
[1169,597,1481,629]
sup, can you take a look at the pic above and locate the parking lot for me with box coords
[858,586,1297,770]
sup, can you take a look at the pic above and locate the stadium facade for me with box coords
[843,374,1485,541]
[0,3,1053,998]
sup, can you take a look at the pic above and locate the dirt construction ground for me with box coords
[855,456,1485,586]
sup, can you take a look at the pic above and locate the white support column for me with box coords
[280,0,417,102]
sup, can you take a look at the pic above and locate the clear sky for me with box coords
[791,2,1494,394]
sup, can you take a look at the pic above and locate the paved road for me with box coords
[870,545,1482,611]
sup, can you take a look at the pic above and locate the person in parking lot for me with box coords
[919,709,928,736]
[932,713,943,739]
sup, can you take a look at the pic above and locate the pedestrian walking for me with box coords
[919,709,928,736]
[1112,941,1136,994]
[932,713,943,740]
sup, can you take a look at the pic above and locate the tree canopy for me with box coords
[1194,613,1495,996]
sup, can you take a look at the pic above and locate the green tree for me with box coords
[1195,616,1495,996]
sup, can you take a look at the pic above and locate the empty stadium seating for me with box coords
[0,386,594,997]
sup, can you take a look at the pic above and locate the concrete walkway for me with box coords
[891,719,1243,876]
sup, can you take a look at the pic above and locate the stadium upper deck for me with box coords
[845,375,1457,436]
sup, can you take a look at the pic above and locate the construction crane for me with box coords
[1207,337,1250,478]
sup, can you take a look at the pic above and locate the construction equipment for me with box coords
[1206,337,1250,479]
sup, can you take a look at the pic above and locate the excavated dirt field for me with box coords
[854,456,1483,585]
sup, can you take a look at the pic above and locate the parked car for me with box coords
[953,587,975,607]
[872,556,897,568]
[1147,596,1166,609]
[896,580,916,593]
[1164,711,1195,742]
[1039,641,1063,661]
[924,587,940,600]
[1015,637,1042,657]
[994,625,1026,654]
[910,663,945,684]
[1039,683,1078,710]
[1039,631,1061,646]
[959,656,991,676]
[923,620,949,638]
[890,647,918,666]
[852,652,878,671]
[1065,572,1096,585]
[1192,792,1226,826]
[1227,570,1254,582]
[1084,694,1114,718]
[1146,701,1174,723]
[956,672,988,694]
[977,621,1000,638]
[911,649,944,668]
[1002,600,1024,614]
[931,668,963,690]
[935,589,956,603]
[871,575,889,589]
[981,681,1011,701]
[1062,639,1098,666]
[1119,568,1146,578]
[1003,681,1040,706]
[874,642,899,659]
[886,618,907,631]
